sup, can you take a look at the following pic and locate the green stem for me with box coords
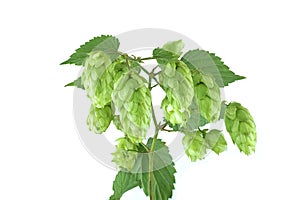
[139,65,151,76]
[148,77,160,200]
[125,54,131,70]
[141,56,155,61]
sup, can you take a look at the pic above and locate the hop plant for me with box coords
[224,102,257,155]
[159,61,194,125]
[81,51,112,107]
[112,71,152,143]
[87,104,113,134]
[62,35,257,200]
[192,70,221,122]
[112,137,138,171]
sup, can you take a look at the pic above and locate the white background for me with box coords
[1,0,299,199]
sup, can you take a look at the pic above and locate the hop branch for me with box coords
[62,36,257,200]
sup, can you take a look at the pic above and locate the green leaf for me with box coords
[110,171,140,200]
[162,40,184,56]
[164,119,180,131]
[61,35,120,66]
[181,50,245,87]
[133,138,176,200]
[64,77,84,89]
[185,98,209,131]
[153,48,179,65]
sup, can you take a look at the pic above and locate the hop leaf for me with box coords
[81,51,112,107]
[181,50,245,87]
[87,104,113,134]
[132,138,176,200]
[224,102,257,155]
[193,70,221,122]
[205,129,227,154]
[159,61,194,125]
[182,131,207,161]
[112,137,138,171]
[112,71,152,143]
[61,35,120,66]
[64,77,84,89]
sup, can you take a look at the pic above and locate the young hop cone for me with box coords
[182,131,207,161]
[112,137,138,171]
[205,129,227,154]
[161,96,189,125]
[87,104,113,134]
[224,102,257,155]
[160,61,194,125]
[112,71,152,144]
[94,58,131,108]
[192,71,221,122]
[81,51,112,107]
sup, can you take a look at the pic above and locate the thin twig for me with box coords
[125,55,131,70]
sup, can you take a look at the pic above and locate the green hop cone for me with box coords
[159,61,194,125]
[81,51,112,107]
[94,57,134,108]
[182,131,207,161]
[112,137,138,171]
[224,102,257,155]
[161,96,189,125]
[193,71,221,122]
[87,104,113,134]
[205,129,227,154]
[112,71,152,143]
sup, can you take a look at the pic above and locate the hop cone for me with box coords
[159,61,194,125]
[205,129,227,154]
[193,71,221,122]
[182,131,207,161]
[94,58,130,108]
[112,71,152,143]
[224,102,256,155]
[112,137,138,171]
[81,51,112,107]
[87,104,113,134]
[161,96,189,125]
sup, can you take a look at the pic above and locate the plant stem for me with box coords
[139,65,151,76]
[125,55,131,70]
[141,56,155,61]
[148,77,160,200]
